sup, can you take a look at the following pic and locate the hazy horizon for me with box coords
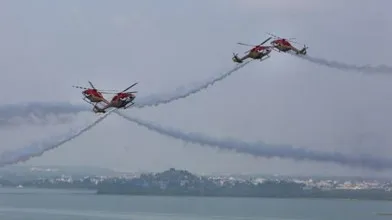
[3,164,392,180]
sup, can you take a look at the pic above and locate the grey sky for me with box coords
[1,0,392,177]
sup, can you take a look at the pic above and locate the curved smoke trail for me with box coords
[133,60,252,107]
[0,61,254,166]
[116,111,392,171]
[0,102,89,122]
[0,61,253,123]
[290,52,392,74]
[0,110,115,167]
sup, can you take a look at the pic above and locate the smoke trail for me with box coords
[116,111,392,171]
[0,61,253,123]
[0,102,90,127]
[133,60,252,107]
[0,102,89,119]
[0,110,115,167]
[290,52,392,74]
[0,61,255,166]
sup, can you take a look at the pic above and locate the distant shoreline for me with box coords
[2,186,392,202]
[95,190,392,202]
[94,168,392,201]
[2,167,392,202]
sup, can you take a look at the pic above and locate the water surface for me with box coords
[0,188,390,220]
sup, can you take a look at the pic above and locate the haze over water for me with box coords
[0,188,389,220]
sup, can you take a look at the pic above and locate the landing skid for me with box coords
[259,55,271,62]
[83,98,105,113]
[82,98,94,105]
[93,108,106,114]
[124,102,135,109]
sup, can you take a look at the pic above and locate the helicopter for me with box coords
[93,82,138,113]
[232,37,273,63]
[267,32,308,55]
[72,81,112,109]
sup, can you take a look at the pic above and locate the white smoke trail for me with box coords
[290,52,392,74]
[0,61,253,124]
[0,102,90,126]
[133,60,253,107]
[0,61,255,166]
[116,111,392,171]
[0,109,115,167]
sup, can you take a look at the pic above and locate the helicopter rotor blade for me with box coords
[237,36,271,48]
[237,42,255,47]
[259,37,272,46]
[99,89,121,92]
[121,82,138,93]
[267,32,304,45]
[73,83,122,93]
[242,36,272,54]
[288,39,302,45]
[266,32,280,39]
[72,85,89,90]
[88,81,96,90]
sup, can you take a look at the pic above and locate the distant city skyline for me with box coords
[2,167,392,200]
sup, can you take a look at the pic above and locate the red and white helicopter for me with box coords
[72,81,111,107]
[73,81,138,113]
[232,37,273,63]
[267,32,308,55]
[93,83,138,113]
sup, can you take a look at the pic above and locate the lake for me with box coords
[0,187,390,220]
